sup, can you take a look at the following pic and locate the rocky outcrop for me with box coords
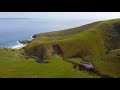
[32,34,39,38]
[19,40,31,45]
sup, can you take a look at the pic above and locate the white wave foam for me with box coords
[12,41,27,49]
[31,35,33,39]
[17,41,21,45]
[12,44,26,49]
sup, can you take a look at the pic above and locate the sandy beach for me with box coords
[12,44,27,49]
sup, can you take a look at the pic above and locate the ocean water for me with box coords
[0,18,97,48]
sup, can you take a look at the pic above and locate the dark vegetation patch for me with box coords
[65,59,113,78]
[78,64,113,78]
[52,44,64,56]
[101,21,120,51]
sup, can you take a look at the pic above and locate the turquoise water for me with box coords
[0,18,96,48]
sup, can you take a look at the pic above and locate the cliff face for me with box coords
[24,43,64,61]
[24,44,53,59]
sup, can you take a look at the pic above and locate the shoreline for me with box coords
[0,44,27,49]
[0,34,34,49]
[12,44,27,49]
[31,35,33,39]
[12,40,28,49]
[17,41,22,45]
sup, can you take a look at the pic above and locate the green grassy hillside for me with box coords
[0,18,120,78]
[25,19,120,60]
[24,18,120,77]
[94,49,120,77]
[0,48,98,78]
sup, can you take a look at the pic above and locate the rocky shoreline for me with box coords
[11,35,33,49]
[18,40,31,45]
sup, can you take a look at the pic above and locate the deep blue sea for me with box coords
[0,18,97,48]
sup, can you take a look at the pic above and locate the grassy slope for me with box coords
[25,20,105,60]
[94,49,120,77]
[0,49,98,78]
[24,19,120,77]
